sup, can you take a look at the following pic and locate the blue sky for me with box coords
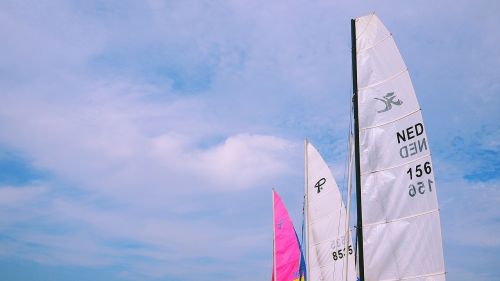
[0,1,499,280]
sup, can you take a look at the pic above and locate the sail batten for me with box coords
[357,33,393,53]
[376,271,446,281]
[363,209,439,228]
[360,108,420,131]
[358,68,408,91]
[360,152,430,176]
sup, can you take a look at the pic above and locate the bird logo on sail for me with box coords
[374,92,403,113]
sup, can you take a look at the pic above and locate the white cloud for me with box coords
[0,80,297,195]
[194,134,295,189]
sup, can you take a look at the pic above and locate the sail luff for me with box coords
[344,136,354,281]
[351,17,366,281]
[272,190,277,280]
[304,139,310,278]
[272,240,275,281]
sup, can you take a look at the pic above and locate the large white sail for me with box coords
[355,14,446,280]
[305,141,356,281]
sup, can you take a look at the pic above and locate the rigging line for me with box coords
[328,37,357,280]
[342,34,355,210]
[348,33,357,230]
[340,44,353,209]
[333,190,344,281]
[334,42,356,281]
[301,193,306,262]
[347,39,359,279]
[328,42,353,281]
[304,139,310,280]
[343,135,354,281]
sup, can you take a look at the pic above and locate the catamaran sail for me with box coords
[352,14,446,281]
[272,190,306,281]
[304,140,356,281]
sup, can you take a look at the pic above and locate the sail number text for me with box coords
[406,161,432,179]
[332,245,353,261]
[408,179,433,197]
[407,161,433,197]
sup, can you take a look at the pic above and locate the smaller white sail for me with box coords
[305,141,356,281]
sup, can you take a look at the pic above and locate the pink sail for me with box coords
[272,190,304,281]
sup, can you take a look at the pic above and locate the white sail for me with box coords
[355,14,446,280]
[305,141,356,281]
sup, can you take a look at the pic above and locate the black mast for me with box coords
[351,18,365,281]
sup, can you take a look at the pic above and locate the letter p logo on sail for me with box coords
[314,178,326,193]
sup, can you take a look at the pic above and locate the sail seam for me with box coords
[306,188,339,204]
[310,232,352,247]
[311,257,355,270]
[317,260,340,270]
[376,271,446,281]
[360,108,421,131]
[363,209,439,228]
[360,153,431,176]
[358,68,408,90]
[357,32,393,53]
[307,210,341,225]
